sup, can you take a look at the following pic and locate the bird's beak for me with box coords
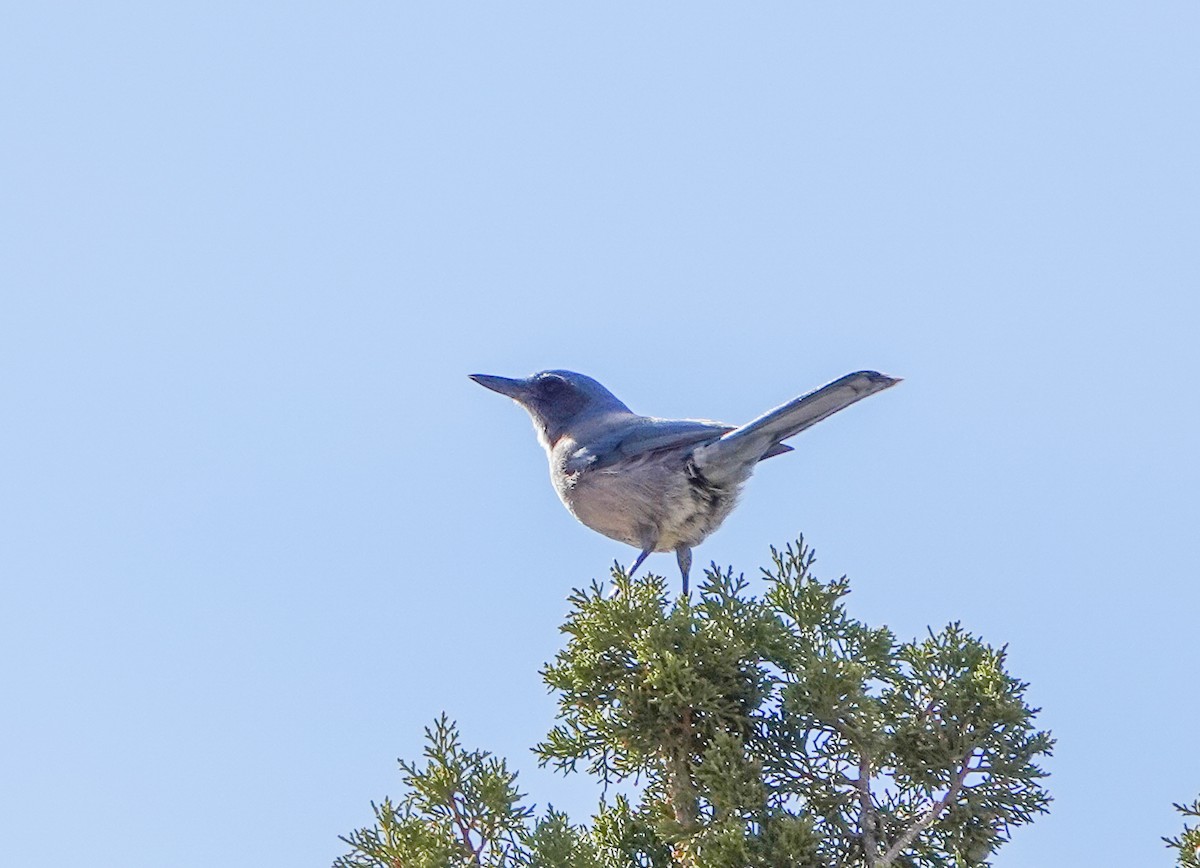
[469,373,530,401]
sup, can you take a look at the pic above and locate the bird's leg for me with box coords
[628,547,653,579]
[675,546,692,594]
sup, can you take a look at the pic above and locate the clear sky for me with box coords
[2,4,1197,866]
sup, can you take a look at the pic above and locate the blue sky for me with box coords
[2,4,1197,866]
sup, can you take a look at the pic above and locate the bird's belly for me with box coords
[556,461,739,552]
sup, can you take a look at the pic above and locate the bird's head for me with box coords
[469,370,633,449]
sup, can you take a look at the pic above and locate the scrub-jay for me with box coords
[470,369,899,592]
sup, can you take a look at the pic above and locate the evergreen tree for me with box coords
[337,538,1053,867]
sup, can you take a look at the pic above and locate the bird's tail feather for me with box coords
[695,371,899,480]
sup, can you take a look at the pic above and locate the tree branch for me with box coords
[856,751,879,868]
[879,752,974,865]
[447,792,482,865]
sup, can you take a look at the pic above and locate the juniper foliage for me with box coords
[1165,797,1200,868]
[337,539,1053,867]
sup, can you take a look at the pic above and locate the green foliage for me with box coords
[1166,797,1200,868]
[335,714,532,867]
[536,540,1052,867]
[337,538,1055,867]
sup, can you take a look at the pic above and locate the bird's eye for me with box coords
[538,376,567,396]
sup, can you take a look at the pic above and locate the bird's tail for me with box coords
[693,371,900,482]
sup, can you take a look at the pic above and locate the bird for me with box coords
[470,369,899,592]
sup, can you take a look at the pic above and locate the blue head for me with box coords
[470,369,633,447]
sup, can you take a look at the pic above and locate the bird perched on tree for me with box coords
[470,369,899,592]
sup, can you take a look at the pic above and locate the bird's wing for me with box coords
[567,419,734,473]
